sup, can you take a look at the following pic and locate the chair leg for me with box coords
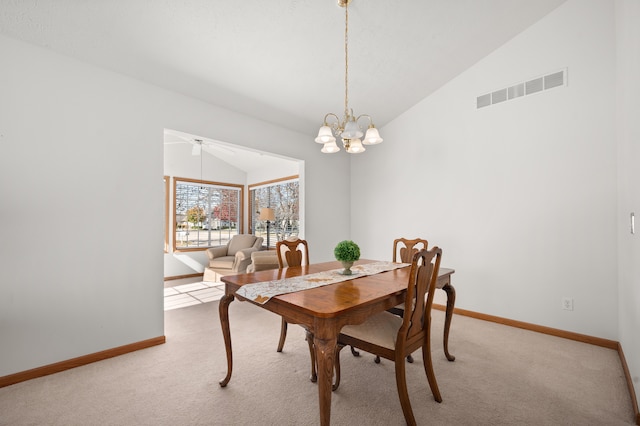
[277,318,288,352]
[350,346,360,357]
[306,330,317,383]
[395,353,417,426]
[422,321,442,403]
[332,343,346,391]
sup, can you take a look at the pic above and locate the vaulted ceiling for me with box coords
[1,0,567,138]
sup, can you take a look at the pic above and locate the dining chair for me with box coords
[374,237,429,364]
[333,246,443,426]
[275,238,318,381]
[393,237,428,263]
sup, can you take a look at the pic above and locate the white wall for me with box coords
[352,0,618,339]
[0,34,350,376]
[616,0,640,405]
[246,160,300,185]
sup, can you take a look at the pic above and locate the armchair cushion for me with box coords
[228,234,261,255]
[209,255,236,269]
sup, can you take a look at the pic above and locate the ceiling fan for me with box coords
[190,138,205,156]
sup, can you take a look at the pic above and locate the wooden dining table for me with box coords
[218,259,455,425]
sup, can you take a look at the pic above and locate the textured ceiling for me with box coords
[1,0,567,136]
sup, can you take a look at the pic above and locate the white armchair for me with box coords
[246,250,281,273]
[203,234,264,282]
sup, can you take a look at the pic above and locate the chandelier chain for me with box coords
[314,0,383,154]
[344,3,349,119]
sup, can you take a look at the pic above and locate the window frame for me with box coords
[172,177,244,253]
[249,175,299,246]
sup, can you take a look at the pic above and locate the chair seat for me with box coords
[209,256,236,269]
[340,311,402,350]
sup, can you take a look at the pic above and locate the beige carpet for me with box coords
[0,300,635,425]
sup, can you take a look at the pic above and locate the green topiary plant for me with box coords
[334,240,361,263]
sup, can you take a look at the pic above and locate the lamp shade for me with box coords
[346,138,365,154]
[259,207,275,221]
[341,119,364,139]
[315,126,336,144]
[362,127,383,145]
[321,141,340,153]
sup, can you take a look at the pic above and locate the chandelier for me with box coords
[314,0,383,154]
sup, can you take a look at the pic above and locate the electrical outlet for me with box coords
[562,297,574,311]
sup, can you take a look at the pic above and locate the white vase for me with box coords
[341,261,354,275]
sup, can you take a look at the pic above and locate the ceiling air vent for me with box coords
[477,94,491,108]
[477,68,567,109]
[544,71,565,89]
[491,88,508,104]
[508,83,525,100]
[526,77,543,94]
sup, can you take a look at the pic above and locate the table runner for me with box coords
[236,261,410,304]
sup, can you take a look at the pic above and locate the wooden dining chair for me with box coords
[275,237,310,352]
[332,247,443,425]
[275,238,318,381]
[374,237,429,364]
[393,237,428,264]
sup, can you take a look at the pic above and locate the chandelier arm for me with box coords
[323,112,341,125]
[355,114,374,128]
[323,113,343,135]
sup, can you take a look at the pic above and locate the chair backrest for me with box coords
[276,237,309,268]
[400,247,442,347]
[227,234,262,255]
[392,238,428,263]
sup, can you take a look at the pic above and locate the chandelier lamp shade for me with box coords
[315,0,383,154]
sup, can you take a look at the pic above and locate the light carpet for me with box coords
[0,300,635,425]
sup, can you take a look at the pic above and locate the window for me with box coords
[173,178,243,251]
[249,176,299,247]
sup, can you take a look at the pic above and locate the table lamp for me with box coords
[259,207,275,249]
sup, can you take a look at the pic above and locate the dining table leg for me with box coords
[442,283,456,361]
[314,333,337,426]
[218,294,235,387]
